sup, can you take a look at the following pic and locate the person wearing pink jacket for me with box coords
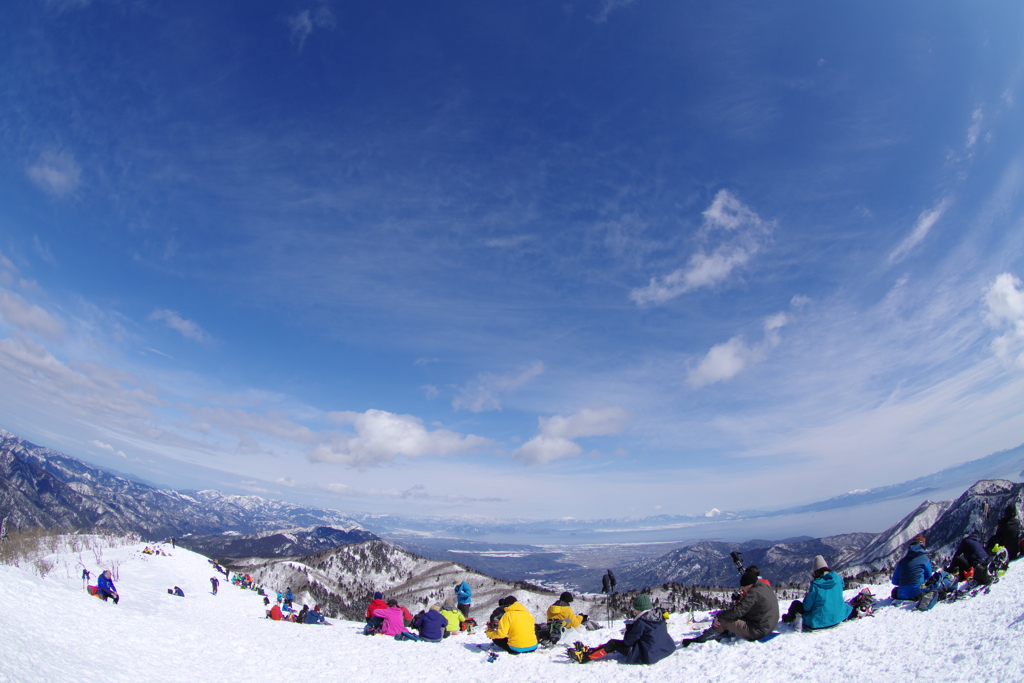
[373,599,421,640]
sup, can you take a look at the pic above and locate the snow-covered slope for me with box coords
[3,538,1024,682]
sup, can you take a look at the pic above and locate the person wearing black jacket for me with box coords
[992,505,1022,561]
[684,569,779,645]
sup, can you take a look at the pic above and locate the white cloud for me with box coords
[984,272,1024,369]
[790,294,812,309]
[631,190,772,305]
[149,309,212,343]
[688,312,789,388]
[310,409,493,467]
[513,405,631,465]
[288,2,335,50]
[453,361,545,412]
[888,198,953,265]
[89,440,127,458]
[26,150,82,197]
[0,289,65,339]
[591,0,640,23]
[966,107,983,150]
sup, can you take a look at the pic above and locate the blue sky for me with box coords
[2,0,1024,524]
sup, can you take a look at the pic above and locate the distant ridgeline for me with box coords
[2,427,1022,620]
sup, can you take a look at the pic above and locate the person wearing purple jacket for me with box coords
[412,604,449,642]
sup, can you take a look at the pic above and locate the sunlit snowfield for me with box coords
[2,541,1023,682]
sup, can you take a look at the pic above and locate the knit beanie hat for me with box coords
[632,593,653,611]
[386,598,398,607]
[442,599,455,610]
[430,603,441,611]
[373,591,383,600]
[740,569,759,587]
[911,535,926,547]
[812,555,829,573]
[499,596,517,607]
[559,591,574,603]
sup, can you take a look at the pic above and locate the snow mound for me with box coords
[2,540,1024,682]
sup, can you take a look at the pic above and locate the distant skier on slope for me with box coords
[455,580,472,618]
[97,570,119,604]
[891,535,932,600]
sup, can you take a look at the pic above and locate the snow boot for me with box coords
[682,627,724,647]
[566,641,590,663]
[586,647,607,661]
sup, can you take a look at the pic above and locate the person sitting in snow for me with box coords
[304,605,327,625]
[296,604,309,624]
[891,535,933,600]
[484,596,538,655]
[568,593,674,664]
[782,555,851,631]
[990,505,1022,561]
[949,532,992,584]
[364,592,389,633]
[684,568,780,646]
[97,569,119,604]
[412,604,449,642]
[267,604,284,620]
[547,591,587,631]
[440,599,465,635]
[373,599,418,639]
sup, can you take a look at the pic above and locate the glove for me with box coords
[581,614,588,623]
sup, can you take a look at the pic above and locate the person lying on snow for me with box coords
[781,555,852,631]
[485,596,538,655]
[684,568,780,646]
[97,570,119,604]
[440,599,466,634]
[891,536,932,600]
[412,604,449,642]
[568,593,674,664]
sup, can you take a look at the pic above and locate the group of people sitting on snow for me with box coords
[266,601,328,624]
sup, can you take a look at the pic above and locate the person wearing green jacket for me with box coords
[782,555,852,631]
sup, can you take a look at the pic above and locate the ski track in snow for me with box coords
[2,542,1024,682]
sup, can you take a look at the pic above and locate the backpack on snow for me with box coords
[988,545,1010,578]
[916,571,957,611]
[847,589,875,617]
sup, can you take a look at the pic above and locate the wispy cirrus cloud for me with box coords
[89,439,127,458]
[688,312,789,388]
[888,198,953,265]
[279,477,504,503]
[26,150,82,197]
[149,309,212,344]
[513,405,631,464]
[631,190,772,306]
[0,289,65,339]
[288,1,336,50]
[591,0,640,24]
[453,361,545,413]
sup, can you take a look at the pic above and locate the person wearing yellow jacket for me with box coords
[484,596,538,654]
[546,592,586,629]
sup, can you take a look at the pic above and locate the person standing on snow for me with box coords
[455,580,472,618]
[891,535,933,600]
[97,569,119,604]
[210,577,219,595]
[568,593,673,664]
[992,505,1022,561]
[781,555,852,630]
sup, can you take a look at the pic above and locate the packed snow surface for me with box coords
[3,541,1024,682]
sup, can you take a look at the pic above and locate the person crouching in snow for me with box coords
[97,570,119,604]
[485,596,538,655]
[782,555,851,631]
[684,569,779,646]
[891,535,932,600]
[568,593,673,664]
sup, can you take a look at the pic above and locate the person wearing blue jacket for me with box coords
[891,536,933,600]
[455,581,472,618]
[97,570,119,604]
[412,604,450,642]
[570,594,674,665]
[782,556,852,630]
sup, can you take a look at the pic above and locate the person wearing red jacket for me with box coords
[364,591,388,634]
